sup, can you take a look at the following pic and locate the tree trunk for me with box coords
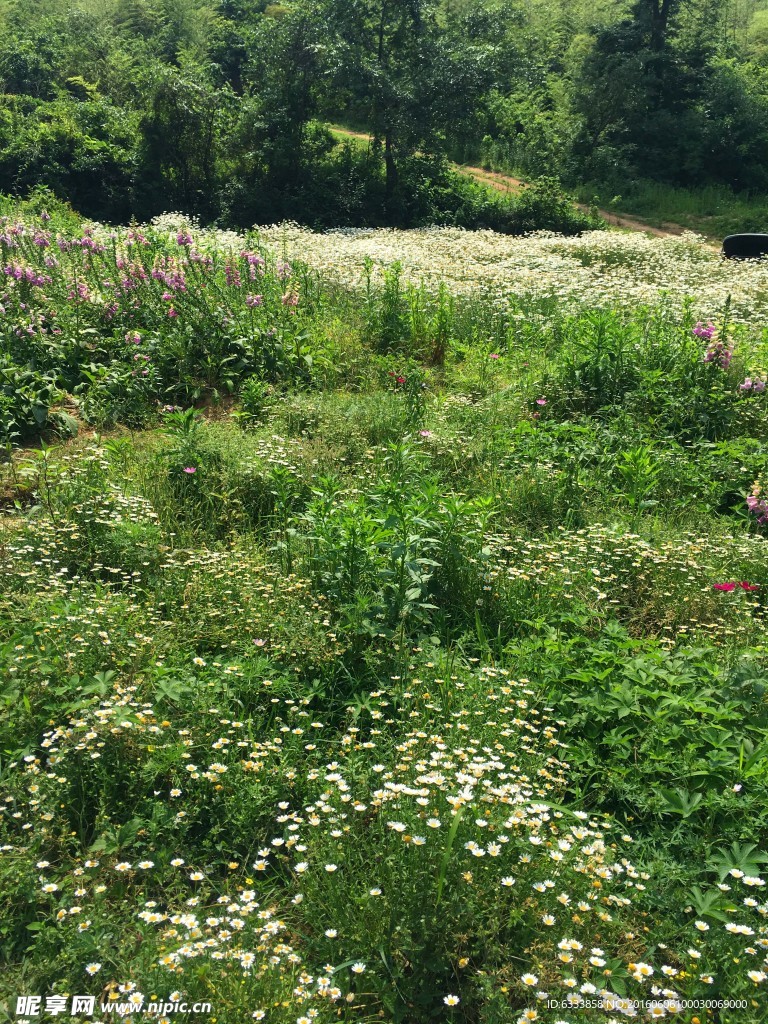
[384,132,398,221]
[648,0,675,51]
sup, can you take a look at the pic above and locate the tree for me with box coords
[134,64,235,219]
[238,3,327,184]
[569,0,712,185]
[0,95,138,219]
[316,0,487,218]
[644,0,682,50]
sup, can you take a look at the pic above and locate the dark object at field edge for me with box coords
[722,234,768,259]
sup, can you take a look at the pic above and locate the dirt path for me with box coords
[462,165,690,239]
[329,125,699,240]
[329,127,373,143]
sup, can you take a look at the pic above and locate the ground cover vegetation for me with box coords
[2,200,768,1022]
[3,0,768,231]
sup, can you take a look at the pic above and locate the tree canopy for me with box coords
[1,0,767,225]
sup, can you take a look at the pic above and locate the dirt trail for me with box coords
[462,165,690,239]
[330,127,373,142]
[330,126,700,241]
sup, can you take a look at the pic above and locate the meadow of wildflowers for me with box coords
[256,223,768,326]
[2,203,768,1023]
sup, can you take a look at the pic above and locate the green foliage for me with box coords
[529,301,767,442]
[133,65,235,221]
[0,361,60,442]
[0,0,604,230]
[76,359,161,429]
[0,96,138,221]
[5,205,768,1021]
[511,177,599,234]
[232,375,274,427]
[522,624,768,846]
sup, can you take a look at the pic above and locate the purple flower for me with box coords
[754,380,766,393]
[741,378,753,391]
[703,336,733,369]
[245,294,263,308]
[693,321,716,340]
[241,250,265,269]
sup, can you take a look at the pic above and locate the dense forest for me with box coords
[2,0,768,227]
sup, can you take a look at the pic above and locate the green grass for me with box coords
[465,135,768,238]
[575,180,768,239]
[327,125,371,149]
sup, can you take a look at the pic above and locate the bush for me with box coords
[0,361,60,443]
[510,176,599,234]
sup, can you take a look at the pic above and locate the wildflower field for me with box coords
[3,200,768,1024]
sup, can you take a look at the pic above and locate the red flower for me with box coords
[713,581,760,591]
[713,583,737,591]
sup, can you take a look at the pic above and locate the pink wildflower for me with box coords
[693,321,716,340]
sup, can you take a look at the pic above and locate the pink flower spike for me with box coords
[183,467,197,474]
[693,321,716,340]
